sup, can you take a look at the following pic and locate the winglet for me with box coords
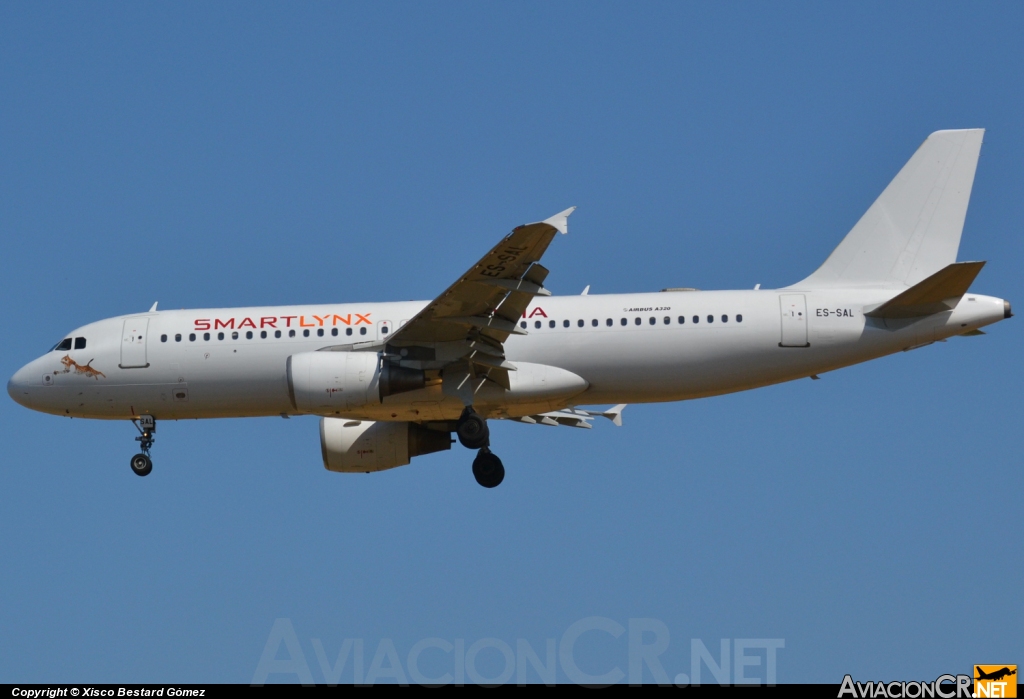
[149,302,158,312]
[543,206,576,235]
[604,404,626,427]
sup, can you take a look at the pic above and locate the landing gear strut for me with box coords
[457,408,504,488]
[473,448,505,488]
[130,415,155,477]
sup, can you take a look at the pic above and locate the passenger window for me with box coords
[203,333,211,341]
[381,326,388,335]
[692,315,699,324]
[303,329,310,337]
[563,320,570,328]
[707,315,714,323]
[549,320,556,328]
[246,331,253,339]
[678,316,685,324]
[275,330,282,338]
[578,319,584,327]
[663,317,670,325]
[331,328,338,336]
[260,331,267,339]
[359,327,367,335]
[289,329,296,338]
[346,328,353,336]
[317,328,324,337]
[218,332,225,340]
[649,317,656,325]
[592,319,598,327]
[620,318,627,326]
[634,317,641,326]
[175,334,182,342]
[721,314,728,323]
[232,331,239,339]
[189,333,196,342]
[736,314,743,322]
[520,321,527,329]
[606,318,613,326]
[535,320,542,329]
[160,335,168,343]
[75,337,87,349]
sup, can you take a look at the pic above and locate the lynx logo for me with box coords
[974,666,1017,698]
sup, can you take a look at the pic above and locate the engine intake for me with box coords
[320,418,451,472]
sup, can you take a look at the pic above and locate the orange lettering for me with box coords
[332,314,351,326]
[299,316,316,327]
[355,313,372,325]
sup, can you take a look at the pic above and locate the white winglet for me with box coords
[149,302,159,312]
[542,206,576,235]
[581,285,590,296]
[602,404,626,426]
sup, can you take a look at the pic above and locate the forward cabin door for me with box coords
[377,319,392,342]
[120,318,150,368]
[779,294,809,347]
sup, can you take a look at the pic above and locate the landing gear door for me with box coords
[120,318,150,368]
[779,294,809,347]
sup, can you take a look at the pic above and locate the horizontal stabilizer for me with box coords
[865,261,985,318]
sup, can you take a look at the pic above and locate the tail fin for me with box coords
[796,129,984,289]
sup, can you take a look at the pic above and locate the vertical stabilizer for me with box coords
[796,129,984,289]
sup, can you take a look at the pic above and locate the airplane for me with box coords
[7,129,1011,488]
[975,667,1016,682]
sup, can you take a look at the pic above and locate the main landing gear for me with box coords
[130,415,155,477]
[457,407,504,488]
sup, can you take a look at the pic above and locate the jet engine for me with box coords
[320,418,451,472]
[287,352,425,413]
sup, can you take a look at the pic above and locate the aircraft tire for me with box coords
[472,449,504,488]
[456,411,489,450]
[130,453,153,477]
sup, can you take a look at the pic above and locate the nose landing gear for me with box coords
[130,415,155,477]
[458,408,504,488]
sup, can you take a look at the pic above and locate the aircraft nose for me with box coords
[8,361,38,408]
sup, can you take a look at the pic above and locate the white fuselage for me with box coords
[7,288,1009,423]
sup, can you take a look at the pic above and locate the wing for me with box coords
[368,207,576,388]
[508,404,626,428]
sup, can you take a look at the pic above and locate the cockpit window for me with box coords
[74,337,86,350]
[52,338,73,352]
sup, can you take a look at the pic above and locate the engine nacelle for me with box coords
[288,351,380,413]
[288,352,427,414]
[320,418,452,472]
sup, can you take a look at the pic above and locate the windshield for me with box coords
[51,338,72,352]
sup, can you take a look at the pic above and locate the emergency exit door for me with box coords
[120,318,150,368]
[779,294,809,347]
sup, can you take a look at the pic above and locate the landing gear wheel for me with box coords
[130,453,153,477]
[472,448,504,488]
[456,408,490,450]
[130,415,156,477]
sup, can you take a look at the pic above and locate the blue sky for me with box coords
[1,2,1021,684]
